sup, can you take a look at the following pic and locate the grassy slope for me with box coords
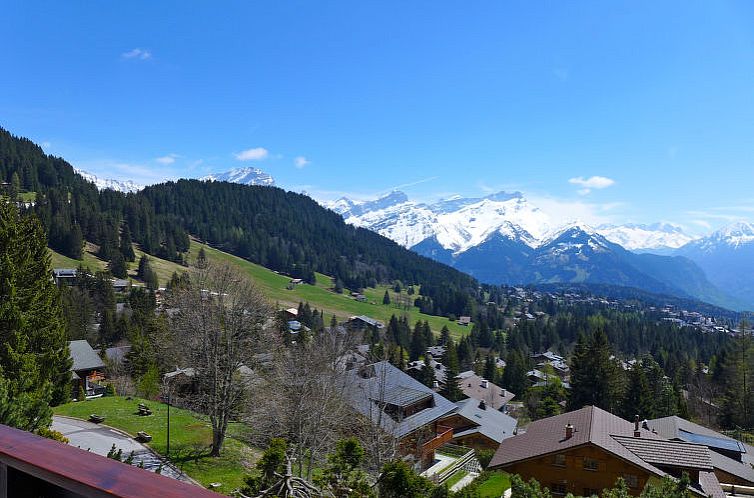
[49,239,469,339]
[53,396,257,494]
[475,471,511,497]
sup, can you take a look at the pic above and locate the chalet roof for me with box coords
[451,399,518,444]
[457,371,515,410]
[646,416,754,484]
[348,315,384,328]
[53,268,77,278]
[342,361,456,439]
[611,435,712,470]
[68,340,105,372]
[489,405,718,495]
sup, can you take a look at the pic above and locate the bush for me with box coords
[37,427,69,444]
[476,449,495,469]
[105,383,116,397]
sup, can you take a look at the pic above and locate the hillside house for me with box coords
[341,361,457,469]
[112,279,130,293]
[489,406,724,497]
[646,416,754,487]
[52,268,77,286]
[69,340,106,399]
[406,357,447,388]
[457,316,471,326]
[347,315,385,331]
[439,398,518,451]
[457,371,516,411]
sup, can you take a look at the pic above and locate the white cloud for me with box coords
[568,176,616,195]
[155,154,178,165]
[235,147,269,161]
[294,156,310,169]
[122,48,152,60]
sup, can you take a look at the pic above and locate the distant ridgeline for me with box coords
[529,283,744,322]
[0,127,477,317]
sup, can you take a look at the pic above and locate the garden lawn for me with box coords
[53,396,259,494]
[475,471,511,497]
[445,469,469,489]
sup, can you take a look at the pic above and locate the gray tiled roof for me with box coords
[342,361,456,439]
[451,399,518,444]
[612,435,712,470]
[457,371,515,410]
[646,415,754,485]
[68,340,105,372]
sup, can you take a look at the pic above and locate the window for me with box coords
[583,458,599,471]
[623,474,639,488]
[550,483,568,495]
[552,454,566,467]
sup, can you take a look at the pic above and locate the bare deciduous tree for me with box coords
[248,327,357,479]
[166,262,272,456]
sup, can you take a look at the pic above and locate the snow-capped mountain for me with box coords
[76,169,144,193]
[326,190,742,309]
[327,190,551,252]
[200,167,275,187]
[596,223,696,251]
[676,222,754,309]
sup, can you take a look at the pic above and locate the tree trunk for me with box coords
[211,429,225,457]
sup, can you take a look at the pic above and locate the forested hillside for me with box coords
[0,127,477,317]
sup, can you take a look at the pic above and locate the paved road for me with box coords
[52,415,190,482]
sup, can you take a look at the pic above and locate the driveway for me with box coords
[52,415,191,482]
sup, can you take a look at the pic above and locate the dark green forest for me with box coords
[0,127,475,316]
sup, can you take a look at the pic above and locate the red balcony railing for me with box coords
[0,423,218,497]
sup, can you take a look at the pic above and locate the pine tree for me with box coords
[109,251,128,279]
[568,330,625,413]
[196,246,208,269]
[382,290,391,305]
[0,203,71,430]
[441,343,464,401]
[622,360,653,420]
[119,223,135,262]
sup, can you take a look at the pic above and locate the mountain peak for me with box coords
[75,169,144,193]
[200,167,275,186]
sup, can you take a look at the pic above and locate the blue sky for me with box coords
[3,1,754,233]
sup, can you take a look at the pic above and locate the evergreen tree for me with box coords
[421,355,435,388]
[501,350,528,397]
[109,251,128,279]
[441,343,464,401]
[440,325,451,346]
[382,290,391,305]
[196,246,208,269]
[119,223,135,262]
[568,330,625,413]
[622,360,653,420]
[0,203,71,429]
[483,354,497,384]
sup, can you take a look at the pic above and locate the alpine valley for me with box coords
[325,191,754,311]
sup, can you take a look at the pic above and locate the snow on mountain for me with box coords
[690,221,754,251]
[597,222,696,251]
[330,190,552,253]
[200,167,275,186]
[76,169,144,193]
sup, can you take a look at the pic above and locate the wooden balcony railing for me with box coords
[421,425,454,455]
[0,423,218,497]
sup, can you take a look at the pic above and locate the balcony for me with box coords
[421,425,454,455]
[0,423,218,497]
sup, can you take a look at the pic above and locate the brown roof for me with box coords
[489,405,719,496]
[612,435,712,470]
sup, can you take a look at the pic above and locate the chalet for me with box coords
[489,406,724,497]
[281,308,299,320]
[406,358,447,387]
[289,278,304,285]
[69,340,106,398]
[112,279,130,293]
[341,361,457,469]
[646,416,754,487]
[457,316,471,326]
[457,371,516,411]
[439,398,518,451]
[426,345,446,359]
[347,315,385,331]
[52,268,77,286]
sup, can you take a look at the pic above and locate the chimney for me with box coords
[501,388,506,397]
[565,423,574,440]
[481,379,489,388]
[478,399,487,410]
[634,415,641,437]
